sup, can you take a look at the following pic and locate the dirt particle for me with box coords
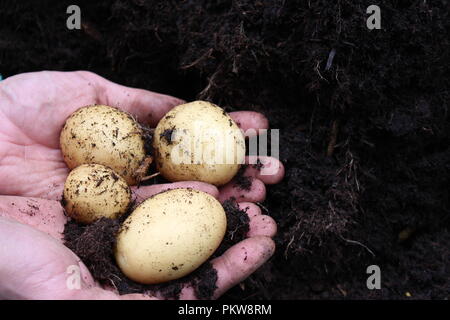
[160,127,175,145]
[252,158,264,171]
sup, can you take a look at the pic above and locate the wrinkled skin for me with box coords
[0,71,284,299]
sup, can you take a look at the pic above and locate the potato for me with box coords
[63,164,132,224]
[115,188,226,284]
[60,105,151,185]
[153,101,245,186]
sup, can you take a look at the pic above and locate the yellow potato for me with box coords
[115,188,227,284]
[63,164,131,224]
[60,105,151,185]
[153,101,246,186]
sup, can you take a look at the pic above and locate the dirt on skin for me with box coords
[1,0,449,299]
[63,197,250,299]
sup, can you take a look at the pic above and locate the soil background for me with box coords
[0,0,449,299]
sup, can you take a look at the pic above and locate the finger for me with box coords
[179,236,275,299]
[131,181,219,204]
[238,202,262,218]
[78,71,184,126]
[211,236,275,299]
[0,196,66,240]
[244,156,285,184]
[238,202,277,238]
[248,215,277,238]
[218,178,266,203]
[229,111,269,137]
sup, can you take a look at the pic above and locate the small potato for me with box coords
[63,164,132,224]
[60,105,151,185]
[115,188,227,284]
[153,101,246,186]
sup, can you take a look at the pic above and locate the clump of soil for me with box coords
[142,127,154,157]
[64,217,121,284]
[217,199,250,255]
[232,165,253,191]
[63,197,250,299]
[160,127,175,145]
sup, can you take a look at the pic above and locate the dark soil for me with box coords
[219,199,251,255]
[160,127,175,145]
[233,165,253,191]
[63,196,250,299]
[1,0,449,299]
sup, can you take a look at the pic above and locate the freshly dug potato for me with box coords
[153,101,246,186]
[115,188,227,284]
[63,164,132,224]
[60,105,151,185]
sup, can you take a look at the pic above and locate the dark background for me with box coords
[0,0,448,299]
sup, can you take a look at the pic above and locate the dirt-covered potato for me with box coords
[63,164,132,224]
[115,188,227,284]
[60,105,151,185]
[153,101,246,186]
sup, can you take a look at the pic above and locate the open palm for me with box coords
[0,71,283,299]
[0,71,187,199]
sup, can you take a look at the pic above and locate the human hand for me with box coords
[0,71,283,299]
[0,200,274,300]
